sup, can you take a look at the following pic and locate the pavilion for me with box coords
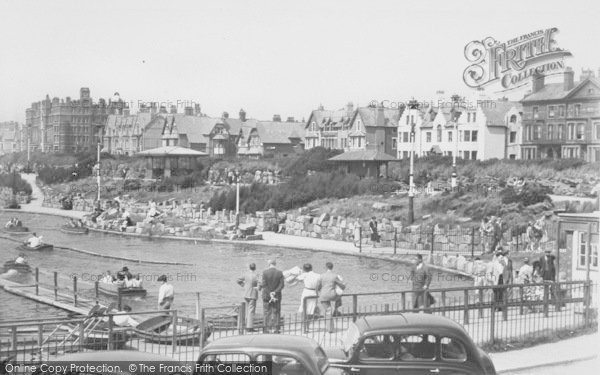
[136,145,207,178]
[328,149,397,179]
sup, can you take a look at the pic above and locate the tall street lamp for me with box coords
[451,121,458,189]
[408,121,416,224]
[235,169,240,229]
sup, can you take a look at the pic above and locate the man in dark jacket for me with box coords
[260,259,285,333]
[410,254,433,310]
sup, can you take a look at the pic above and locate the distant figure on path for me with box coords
[369,216,379,248]
[260,259,285,333]
[316,262,346,333]
[157,275,174,310]
[410,254,433,310]
[237,263,259,331]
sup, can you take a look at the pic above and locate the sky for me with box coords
[1,0,599,123]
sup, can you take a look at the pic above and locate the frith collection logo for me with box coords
[463,27,572,91]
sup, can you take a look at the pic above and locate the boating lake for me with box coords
[0,212,472,321]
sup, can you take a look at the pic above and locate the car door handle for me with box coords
[429,369,440,373]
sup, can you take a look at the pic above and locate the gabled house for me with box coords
[250,120,305,158]
[305,103,355,150]
[504,105,523,160]
[158,114,236,158]
[103,112,154,155]
[347,105,403,157]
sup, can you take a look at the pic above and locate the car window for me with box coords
[397,334,436,361]
[256,355,309,375]
[358,334,396,361]
[440,336,468,362]
[202,353,251,362]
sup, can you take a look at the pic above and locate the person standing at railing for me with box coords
[237,263,259,332]
[410,254,433,311]
[490,248,506,312]
[316,261,346,333]
[157,275,174,310]
[260,259,285,333]
[369,216,380,248]
[293,263,320,318]
[471,257,487,304]
[539,249,557,307]
[501,249,514,301]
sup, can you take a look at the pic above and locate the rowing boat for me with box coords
[16,243,54,251]
[134,315,212,346]
[60,225,89,234]
[97,282,147,298]
[2,260,31,273]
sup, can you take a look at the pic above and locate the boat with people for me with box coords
[3,217,29,236]
[17,243,53,251]
[3,260,31,273]
[134,315,212,345]
[97,282,147,298]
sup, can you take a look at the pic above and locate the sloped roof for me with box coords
[306,107,354,129]
[224,118,259,134]
[106,112,153,131]
[521,77,600,102]
[256,121,306,144]
[136,145,208,156]
[329,149,397,161]
[160,114,223,144]
[355,107,403,127]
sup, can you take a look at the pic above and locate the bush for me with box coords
[501,182,551,206]
[0,173,32,195]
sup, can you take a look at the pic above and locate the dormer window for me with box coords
[510,114,517,123]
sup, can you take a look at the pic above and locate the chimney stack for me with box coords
[194,103,201,116]
[222,111,229,119]
[170,105,177,114]
[580,67,595,81]
[376,105,385,127]
[346,102,354,114]
[159,105,167,114]
[239,109,246,122]
[273,114,281,122]
[184,107,194,116]
[286,117,295,122]
[563,67,574,91]
[532,72,545,93]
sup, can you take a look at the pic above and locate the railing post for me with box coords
[11,326,17,359]
[73,276,78,306]
[441,291,446,316]
[471,227,475,257]
[199,308,207,349]
[117,288,122,311]
[543,283,549,318]
[502,284,508,321]
[393,228,397,255]
[37,324,43,361]
[352,295,358,322]
[107,314,114,350]
[95,281,99,303]
[400,292,406,311]
[519,285,524,315]
[35,267,39,296]
[302,298,308,334]
[54,271,58,300]
[79,320,85,352]
[359,227,362,253]
[430,228,435,256]
[489,297,496,344]
[238,302,246,335]
[584,281,591,327]
[463,289,469,325]
[171,310,178,355]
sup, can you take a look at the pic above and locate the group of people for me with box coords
[25,233,43,248]
[525,218,547,252]
[479,216,508,254]
[4,217,23,229]
[100,267,143,288]
[470,247,557,312]
[236,260,345,333]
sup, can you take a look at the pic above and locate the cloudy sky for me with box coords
[0,0,598,122]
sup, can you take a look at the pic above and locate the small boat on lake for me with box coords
[134,315,211,346]
[2,260,31,273]
[16,243,53,252]
[97,282,147,298]
[3,226,29,236]
[60,225,89,234]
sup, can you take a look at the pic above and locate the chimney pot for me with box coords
[532,72,545,93]
[273,114,281,122]
[222,111,229,119]
[239,109,246,122]
[563,68,574,91]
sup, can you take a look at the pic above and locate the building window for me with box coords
[578,232,588,268]
[471,151,477,160]
[595,123,600,139]
[576,123,585,140]
[567,123,575,140]
[447,151,452,157]
[557,124,565,139]
[534,125,541,140]
[533,107,539,119]
[574,104,581,117]
[464,130,471,142]
[436,126,442,142]
[392,137,397,149]
[426,132,431,142]
[403,151,409,159]
[559,105,565,117]
[472,112,476,122]
[547,125,554,140]
[510,114,517,123]
[406,115,409,125]
[471,131,478,142]
[448,131,453,142]
[410,115,415,125]
[467,113,471,122]
[310,121,316,131]
[403,132,409,142]
[548,106,555,118]
[509,131,516,143]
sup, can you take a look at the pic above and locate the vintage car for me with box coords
[326,314,496,375]
[196,334,344,375]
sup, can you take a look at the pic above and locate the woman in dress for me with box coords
[293,263,320,318]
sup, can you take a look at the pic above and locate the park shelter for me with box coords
[136,145,207,178]
[328,149,397,178]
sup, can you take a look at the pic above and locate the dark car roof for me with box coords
[53,350,176,362]
[202,334,320,353]
[356,314,469,337]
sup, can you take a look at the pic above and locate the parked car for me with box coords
[326,314,496,375]
[196,334,344,375]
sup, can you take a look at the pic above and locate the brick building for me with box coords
[25,88,123,153]
[520,68,600,161]
[0,121,22,155]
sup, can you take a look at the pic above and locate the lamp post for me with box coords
[235,169,240,229]
[96,143,102,202]
[408,123,415,224]
[451,121,458,189]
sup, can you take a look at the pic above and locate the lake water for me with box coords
[0,212,471,321]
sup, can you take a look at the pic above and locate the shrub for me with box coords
[0,173,32,195]
[501,182,552,206]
